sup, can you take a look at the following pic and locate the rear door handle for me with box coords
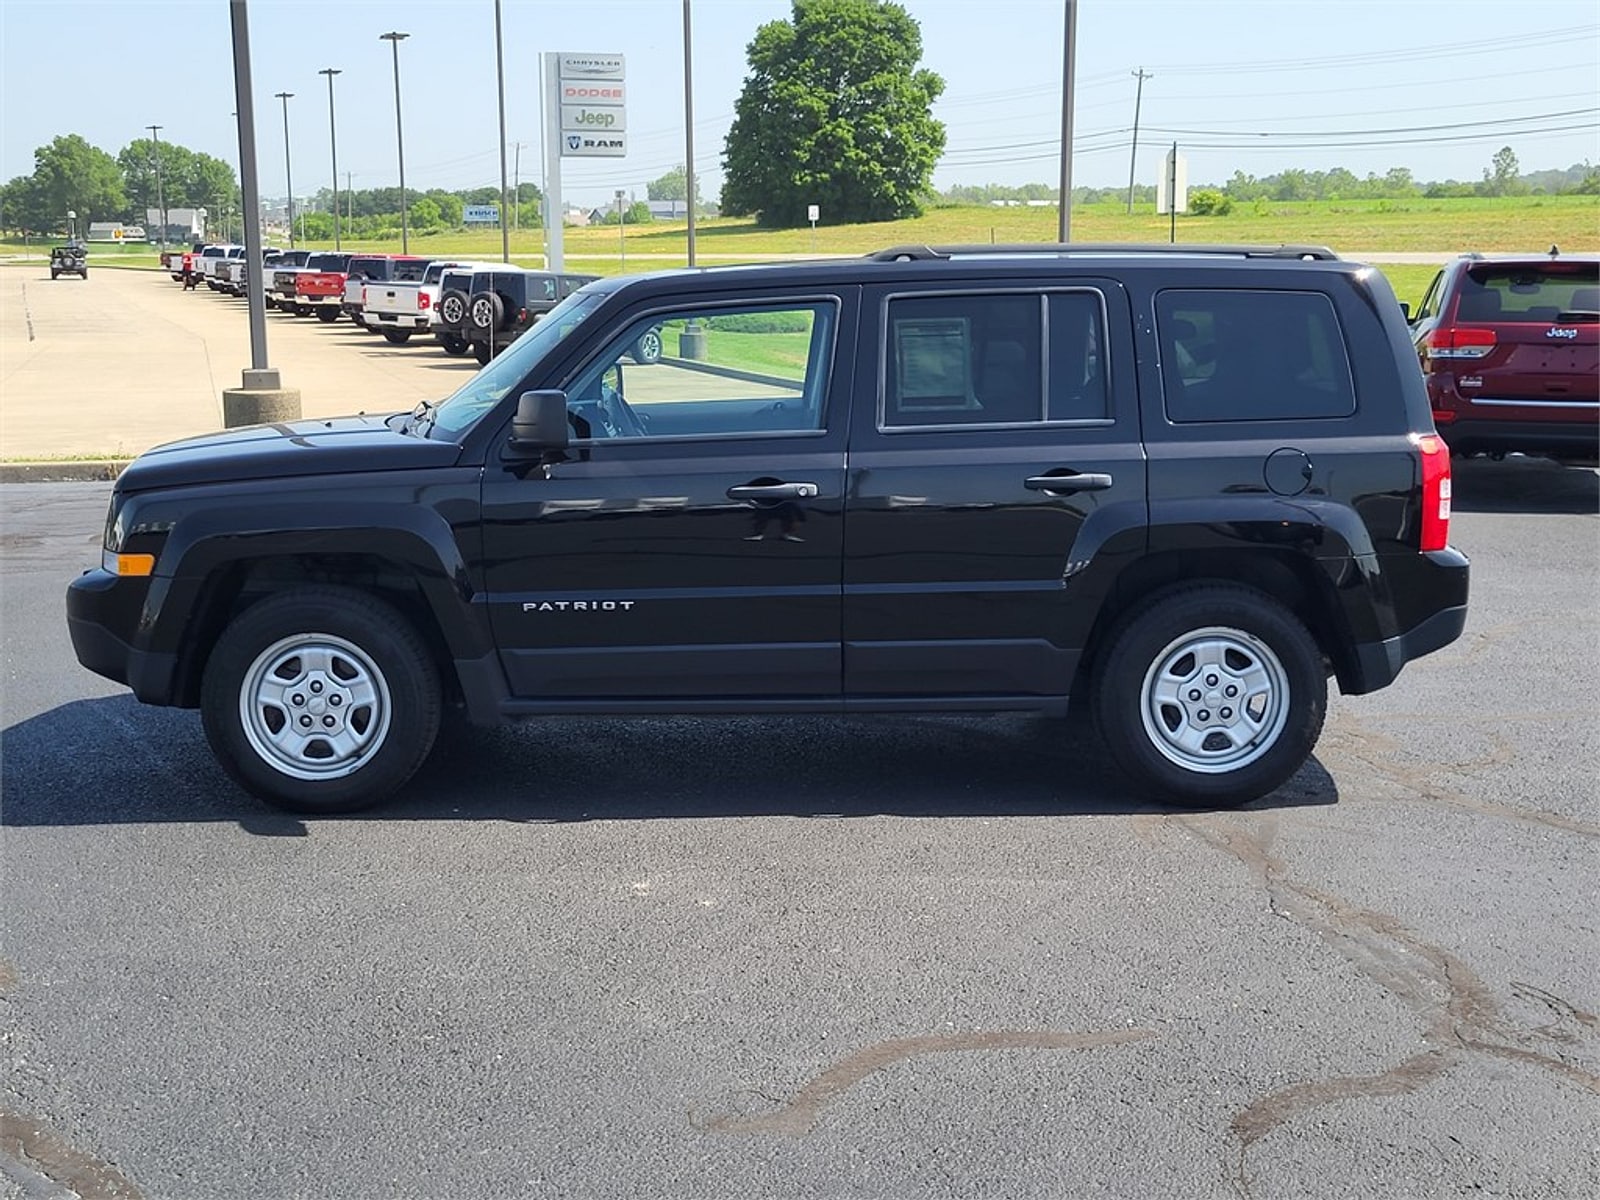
[727,482,819,501]
[1024,472,1114,495]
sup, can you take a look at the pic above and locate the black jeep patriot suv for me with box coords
[68,244,1469,814]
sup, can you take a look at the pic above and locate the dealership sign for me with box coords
[463,205,500,224]
[558,53,626,157]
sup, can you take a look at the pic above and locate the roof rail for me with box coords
[868,243,1341,262]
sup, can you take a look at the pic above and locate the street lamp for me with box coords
[615,189,626,269]
[146,124,166,252]
[319,67,342,250]
[67,209,76,241]
[380,31,410,252]
[275,91,295,248]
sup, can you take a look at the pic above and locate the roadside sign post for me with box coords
[808,203,819,254]
[1157,142,1187,244]
[542,52,627,273]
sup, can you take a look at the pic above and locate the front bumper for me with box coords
[66,569,179,705]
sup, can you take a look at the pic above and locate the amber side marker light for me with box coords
[102,550,155,577]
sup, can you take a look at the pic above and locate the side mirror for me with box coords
[1398,301,1412,321]
[510,389,569,452]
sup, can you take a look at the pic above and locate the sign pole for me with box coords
[543,53,564,273]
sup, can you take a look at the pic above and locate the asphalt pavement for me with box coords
[1,458,1596,1200]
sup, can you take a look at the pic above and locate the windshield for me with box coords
[428,291,608,439]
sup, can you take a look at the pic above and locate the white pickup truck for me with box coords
[200,246,247,290]
[363,259,488,345]
[340,255,430,327]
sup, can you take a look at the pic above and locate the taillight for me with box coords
[1425,326,1496,360]
[1413,432,1452,552]
[361,285,368,304]
[419,292,431,310]
[518,308,528,324]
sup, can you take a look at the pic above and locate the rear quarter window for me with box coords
[1157,289,1356,423]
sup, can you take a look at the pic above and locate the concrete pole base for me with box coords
[222,368,302,428]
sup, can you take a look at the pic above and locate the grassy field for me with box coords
[6,195,1594,312]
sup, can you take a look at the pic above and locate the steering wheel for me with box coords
[568,377,648,439]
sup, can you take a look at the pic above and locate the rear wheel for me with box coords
[316,307,340,323]
[471,340,492,365]
[436,333,470,356]
[1092,584,1326,808]
[200,587,441,814]
[382,329,413,345]
[438,290,468,328]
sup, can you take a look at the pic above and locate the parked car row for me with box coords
[168,243,605,365]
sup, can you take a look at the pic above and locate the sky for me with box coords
[1,0,1597,210]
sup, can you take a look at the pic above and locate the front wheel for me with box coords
[1092,584,1326,808]
[200,587,441,813]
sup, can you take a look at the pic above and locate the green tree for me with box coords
[32,135,126,228]
[408,196,442,231]
[0,174,53,233]
[646,164,702,209]
[722,0,945,226]
[1481,145,1525,196]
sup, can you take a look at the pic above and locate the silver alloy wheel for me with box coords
[238,633,392,781]
[1139,625,1290,774]
[470,296,495,329]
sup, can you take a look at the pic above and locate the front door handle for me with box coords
[1024,472,1114,495]
[727,482,819,501]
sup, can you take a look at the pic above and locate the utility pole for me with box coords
[146,124,166,252]
[1057,0,1077,242]
[1127,68,1152,214]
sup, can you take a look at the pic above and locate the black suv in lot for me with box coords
[436,267,599,363]
[68,244,1469,814]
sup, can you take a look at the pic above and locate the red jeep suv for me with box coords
[1409,251,1599,464]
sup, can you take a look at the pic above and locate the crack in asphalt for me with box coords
[1176,813,1600,1200]
[0,1113,143,1200]
[699,1028,1157,1136]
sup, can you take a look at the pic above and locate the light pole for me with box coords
[1126,68,1152,214]
[146,124,166,252]
[67,209,76,241]
[319,67,342,250]
[380,31,410,252]
[1057,0,1077,242]
[683,0,696,266]
[274,92,294,248]
[616,189,626,269]
[493,1,510,263]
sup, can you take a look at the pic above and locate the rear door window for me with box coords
[1458,263,1600,323]
[1156,289,1356,423]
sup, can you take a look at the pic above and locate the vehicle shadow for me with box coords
[0,696,1337,831]
[1451,456,1599,515]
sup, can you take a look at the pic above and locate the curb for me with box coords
[0,461,127,483]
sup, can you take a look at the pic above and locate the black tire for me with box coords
[436,333,470,357]
[200,586,441,814]
[316,307,340,323]
[471,340,492,365]
[50,270,59,280]
[296,305,314,317]
[1091,584,1326,808]
[438,289,469,329]
[469,292,504,332]
[629,327,663,365]
[382,329,412,345]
